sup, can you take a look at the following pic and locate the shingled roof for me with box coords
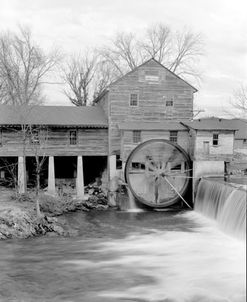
[182,117,239,131]
[118,121,187,131]
[0,105,108,128]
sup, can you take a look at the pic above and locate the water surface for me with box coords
[0,210,245,302]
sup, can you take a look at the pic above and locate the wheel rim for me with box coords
[124,139,191,208]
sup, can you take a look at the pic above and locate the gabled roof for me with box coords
[118,121,187,131]
[94,58,197,103]
[181,117,239,131]
[0,105,108,128]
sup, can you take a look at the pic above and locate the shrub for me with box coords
[10,193,34,203]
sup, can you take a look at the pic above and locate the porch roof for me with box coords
[0,105,108,128]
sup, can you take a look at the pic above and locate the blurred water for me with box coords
[195,179,246,240]
[0,210,245,302]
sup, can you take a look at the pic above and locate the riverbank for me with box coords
[0,187,109,240]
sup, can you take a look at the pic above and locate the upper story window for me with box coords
[212,133,219,146]
[169,131,178,143]
[165,96,175,107]
[30,129,40,145]
[133,130,141,143]
[166,100,174,107]
[69,130,78,145]
[129,93,138,107]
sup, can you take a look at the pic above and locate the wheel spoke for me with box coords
[126,139,191,207]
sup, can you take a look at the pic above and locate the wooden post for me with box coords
[48,156,56,195]
[18,156,26,194]
[76,156,84,199]
[109,155,117,180]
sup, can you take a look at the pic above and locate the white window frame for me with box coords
[169,131,178,143]
[133,130,141,143]
[212,133,219,146]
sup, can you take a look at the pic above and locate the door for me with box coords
[203,141,209,155]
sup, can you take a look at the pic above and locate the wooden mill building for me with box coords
[0,58,241,198]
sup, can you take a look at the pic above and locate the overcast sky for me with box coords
[1,0,246,117]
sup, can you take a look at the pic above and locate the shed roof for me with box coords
[182,117,239,131]
[0,105,108,128]
[118,121,187,131]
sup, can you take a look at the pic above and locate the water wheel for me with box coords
[124,139,191,208]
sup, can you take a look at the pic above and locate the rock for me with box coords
[52,224,65,236]
[95,204,109,211]
[45,216,58,223]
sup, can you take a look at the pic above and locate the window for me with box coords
[130,93,138,106]
[243,139,247,145]
[169,131,178,143]
[212,133,219,146]
[30,129,40,145]
[70,130,77,145]
[165,96,175,108]
[166,100,174,107]
[133,130,141,143]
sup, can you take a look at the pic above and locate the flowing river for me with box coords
[0,208,245,302]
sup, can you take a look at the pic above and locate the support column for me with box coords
[18,156,26,194]
[122,162,126,179]
[76,156,84,199]
[109,155,117,180]
[48,156,56,195]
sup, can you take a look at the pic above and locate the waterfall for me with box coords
[126,187,140,211]
[117,185,143,211]
[195,178,246,240]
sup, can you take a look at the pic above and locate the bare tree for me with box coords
[232,84,247,116]
[0,26,59,105]
[61,52,97,106]
[92,60,116,100]
[0,26,58,196]
[140,24,172,63]
[29,125,48,217]
[168,29,204,80]
[99,32,143,78]
[99,24,204,83]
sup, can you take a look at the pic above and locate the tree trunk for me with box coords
[35,157,41,218]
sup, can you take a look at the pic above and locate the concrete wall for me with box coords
[234,139,247,155]
[192,160,225,201]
